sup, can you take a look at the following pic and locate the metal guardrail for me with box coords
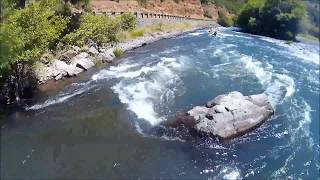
[93,11,214,22]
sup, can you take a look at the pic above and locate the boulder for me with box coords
[52,60,83,77]
[88,46,99,55]
[72,46,81,53]
[74,52,89,59]
[174,91,274,140]
[98,48,115,63]
[58,49,78,63]
[71,52,94,70]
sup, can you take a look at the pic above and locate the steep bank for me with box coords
[91,0,236,20]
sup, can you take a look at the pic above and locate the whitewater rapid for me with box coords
[24,28,319,179]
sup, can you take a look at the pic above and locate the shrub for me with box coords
[156,22,164,31]
[218,10,233,27]
[117,12,137,31]
[0,0,69,103]
[129,29,145,38]
[63,14,120,47]
[113,48,124,58]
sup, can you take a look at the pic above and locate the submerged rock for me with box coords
[174,91,274,140]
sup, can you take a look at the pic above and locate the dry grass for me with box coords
[118,21,195,41]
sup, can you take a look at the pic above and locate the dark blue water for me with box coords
[1,28,319,179]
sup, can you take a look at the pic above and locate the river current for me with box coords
[1,28,319,179]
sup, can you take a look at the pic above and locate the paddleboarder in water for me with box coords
[208,27,217,36]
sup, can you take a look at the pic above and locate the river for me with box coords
[1,28,319,179]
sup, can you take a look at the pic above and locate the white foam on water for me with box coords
[236,53,295,107]
[259,35,320,65]
[109,57,187,125]
[212,44,237,59]
[272,99,315,178]
[259,36,283,44]
[275,74,295,98]
[26,82,94,110]
[240,56,273,86]
[212,45,296,108]
[188,31,205,36]
[159,135,186,142]
[113,81,164,125]
[291,99,314,148]
[218,167,242,180]
[286,43,320,65]
[219,32,234,38]
[92,63,139,80]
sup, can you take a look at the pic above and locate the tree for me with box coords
[63,13,120,47]
[237,0,307,40]
[0,0,69,103]
[218,10,234,27]
[117,13,137,31]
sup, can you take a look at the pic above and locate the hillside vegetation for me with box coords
[0,0,137,104]
[237,0,319,41]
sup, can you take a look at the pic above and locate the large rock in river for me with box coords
[175,91,274,140]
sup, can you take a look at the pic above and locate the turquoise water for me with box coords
[1,28,319,179]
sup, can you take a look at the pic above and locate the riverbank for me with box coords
[33,22,217,85]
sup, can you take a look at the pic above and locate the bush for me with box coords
[113,48,124,58]
[63,14,120,47]
[218,10,233,27]
[0,0,69,103]
[129,29,145,38]
[117,12,137,31]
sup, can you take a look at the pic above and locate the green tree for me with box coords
[0,0,69,103]
[63,14,120,47]
[218,10,234,27]
[117,13,137,31]
[237,0,307,40]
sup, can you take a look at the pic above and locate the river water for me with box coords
[1,28,319,179]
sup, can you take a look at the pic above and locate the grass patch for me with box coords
[144,22,193,33]
[117,22,195,42]
[113,48,124,58]
[128,29,145,38]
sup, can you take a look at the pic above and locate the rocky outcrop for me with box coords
[174,92,274,140]
[71,52,95,70]
[53,60,83,77]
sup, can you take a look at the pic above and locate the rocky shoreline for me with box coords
[34,25,212,84]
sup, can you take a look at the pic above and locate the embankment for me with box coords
[34,20,217,84]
